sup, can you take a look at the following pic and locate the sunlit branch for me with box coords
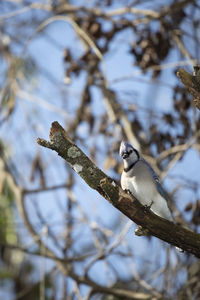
[37,121,200,258]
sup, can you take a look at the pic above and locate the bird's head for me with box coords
[119,141,140,164]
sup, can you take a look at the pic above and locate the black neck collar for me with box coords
[124,159,139,172]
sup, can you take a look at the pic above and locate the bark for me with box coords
[177,67,200,111]
[37,121,200,258]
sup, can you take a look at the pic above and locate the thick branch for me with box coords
[177,67,200,111]
[37,121,200,258]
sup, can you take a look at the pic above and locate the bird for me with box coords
[119,141,183,252]
[119,141,173,220]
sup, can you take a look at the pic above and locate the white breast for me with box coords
[121,171,152,206]
[121,170,173,221]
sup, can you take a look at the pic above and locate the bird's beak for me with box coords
[119,141,127,158]
[122,152,129,159]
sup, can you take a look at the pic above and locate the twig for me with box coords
[171,31,194,61]
[17,89,70,119]
[105,7,159,18]
[101,87,141,150]
[25,15,102,61]
[23,183,68,194]
[56,3,159,19]
[0,3,51,21]
[0,241,93,263]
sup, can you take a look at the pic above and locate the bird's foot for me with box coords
[134,226,149,236]
[124,189,132,195]
[144,201,153,213]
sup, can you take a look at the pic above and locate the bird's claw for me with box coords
[134,226,149,236]
[144,201,153,213]
[124,189,132,195]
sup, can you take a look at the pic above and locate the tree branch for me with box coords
[37,121,200,258]
[101,87,141,151]
[177,67,200,111]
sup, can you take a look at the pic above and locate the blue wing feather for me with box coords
[143,160,168,201]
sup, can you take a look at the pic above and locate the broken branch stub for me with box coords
[177,67,200,111]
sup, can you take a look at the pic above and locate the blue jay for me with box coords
[119,141,183,252]
[119,141,175,233]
